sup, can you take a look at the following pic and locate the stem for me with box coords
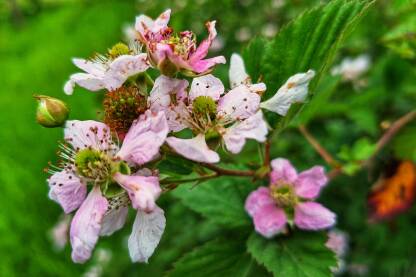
[299,125,338,167]
[200,163,255,177]
[160,173,218,185]
[263,139,271,167]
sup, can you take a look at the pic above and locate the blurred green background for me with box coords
[1,0,416,276]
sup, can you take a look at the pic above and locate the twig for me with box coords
[200,163,255,177]
[160,173,218,185]
[264,140,271,167]
[299,125,339,167]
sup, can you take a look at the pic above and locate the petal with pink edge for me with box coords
[189,56,226,75]
[189,75,224,102]
[223,111,268,154]
[100,206,128,236]
[64,73,106,95]
[117,111,168,165]
[270,158,298,185]
[135,9,171,37]
[128,206,166,263]
[295,166,328,199]
[72,58,106,76]
[189,21,219,63]
[245,187,274,217]
[253,204,287,238]
[294,202,336,230]
[113,173,161,212]
[64,120,112,151]
[217,85,260,120]
[148,76,189,113]
[229,53,250,88]
[70,186,108,263]
[166,134,220,163]
[48,170,87,214]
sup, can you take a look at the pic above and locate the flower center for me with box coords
[192,96,217,120]
[108,42,131,58]
[164,31,196,59]
[74,149,112,182]
[270,184,298,208]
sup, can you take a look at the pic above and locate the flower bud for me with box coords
[35,95,69,128]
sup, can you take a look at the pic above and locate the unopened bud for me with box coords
[35,95,69,128]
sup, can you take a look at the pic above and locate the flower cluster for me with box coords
[39,9,330,264]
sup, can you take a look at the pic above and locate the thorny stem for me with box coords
[299,125,339,167]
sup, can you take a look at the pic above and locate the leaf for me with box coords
[168,238,269,277]
[261,0,374,129]
[172,176,252,228]
[247,231,337,277]
[242,36,268,82]
[392,126,416,162]
[158,154,195,176]
[382,13,416,59]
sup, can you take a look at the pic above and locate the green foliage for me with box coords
[242,36,268,83]
[337,137,376,175]
[392,125,416,162]
[172,176,253,228]
[247,231,337,277]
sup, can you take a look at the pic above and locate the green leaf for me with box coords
[168,238,269,277]
[172,176,253,228]
[382,13,416,59]
[158,154,195,176]
[261,0,374,129]
[392,125,416,162]
[247,231,337,277]
[242,36,268,82]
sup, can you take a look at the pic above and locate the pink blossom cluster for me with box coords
[43,9,330,264]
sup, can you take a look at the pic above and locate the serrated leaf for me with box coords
[158,154,195,176]
[172,176,253,228]
[247,231,337,277]
[168,238,269,277]
[261,0,374,130]
[242,36,268,82]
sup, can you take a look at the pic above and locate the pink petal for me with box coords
[50,215,71,250]
[70,186,108,263]
[294,202,336,230]
[113,173,161,212]
[64,120,112,151]
[117,110,168,165]
[166,134,220,163]
[245,187,274,217]
[217,85,260,120]
[189,21,218,63]
[295,166,328,199]
[64,73,106,94]
[128,206,166,263]
[189,56,226,74]
[253,204,287,238]
[229,53,250,88]
[100,206,128,236]
[148,76,189,113]
[105,54,150,91]
[326,230,348,258]
[222,111,268,154]
[48,170,87,214]
[135,9,171,36]
[270,158,298,185]
[189,74,224,102]
[164,102,191,132]
[72,58,106,76]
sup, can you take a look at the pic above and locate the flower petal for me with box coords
[100,206,128,236]
[222,111,268,154]
[188,56,226,75]
[294,202,336,230]
[189,74,224,102]
[105,54,150,91]
[64,120,113,151]
[135,9,171,37]
[113,173,161,212]
[72,58,106,76]
[166,134,220,163]
[245,187,274,217]
[128,206,166,263]
[295,166,328,199]
[270,158,298,185]
[48,170,87,214]
[217,85,260,120]
[148,75,189,113]
[64,73,106,94]
[260,70,315,116]
[229,53,250,88]
[70,186,108,263]
[253,204,287,238]
[189,21,219,63]
[117,110,168,165]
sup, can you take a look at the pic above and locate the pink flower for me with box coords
[64,50,149,95]
[148,73,268,163]
[47,110,168,263]
[245,158,336,238]
[135,9,225,77]
[326,230,349,274]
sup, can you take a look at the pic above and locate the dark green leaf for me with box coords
[247,231,337,277]
[242,36,268,82]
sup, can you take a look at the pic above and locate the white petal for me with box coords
[260,70,315,116]
[166,134,220,163]
[148,76,189,113]
[217,85,260,120]
[72,58,105,76]
[64,120,113,151]
[229,53,250,88]
[66,73,106,92]
[100,206,128,236]
[223,111,268,154]
[128,206,166,263]
[189,75,224,102]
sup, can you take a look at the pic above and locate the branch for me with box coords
[263,139,271,167]
[160,173,218,185]
[200,163,255,177]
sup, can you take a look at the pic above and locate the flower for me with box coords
[331,54,370,82]
[148,69,268,163]
[47,110,168,263]
[64,43,150,95]
[326,230,349,274]
[135,9,225,77]
[245,158,336,238]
